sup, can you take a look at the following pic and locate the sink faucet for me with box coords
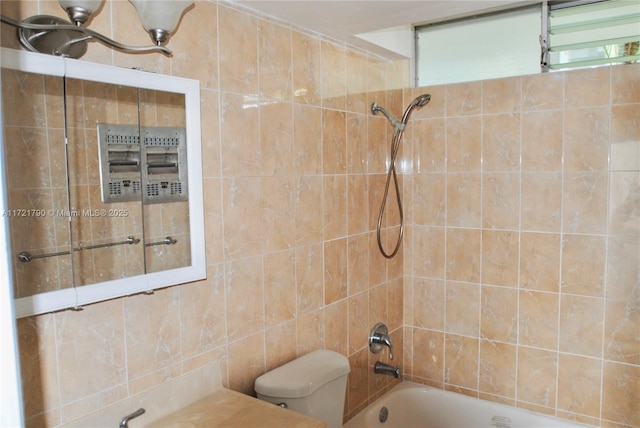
[369,323,394,360]
[119,408,145,428]
[374,361,401,378]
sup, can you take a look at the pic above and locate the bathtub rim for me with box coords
[344,381,595,428]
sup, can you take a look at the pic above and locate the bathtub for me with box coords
[344,382,591,428]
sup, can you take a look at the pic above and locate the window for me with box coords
[545,0,640,70]
[415,0,640,86]
[415,6,541,86]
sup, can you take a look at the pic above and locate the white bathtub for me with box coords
[344,382,592,428]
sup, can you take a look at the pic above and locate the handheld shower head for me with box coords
[402,93,431,123]
[413,94,431,107]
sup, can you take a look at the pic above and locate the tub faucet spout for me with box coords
[119,408,145,428]
[374,361,401,378]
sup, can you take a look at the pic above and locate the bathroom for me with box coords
[0,0,638,427]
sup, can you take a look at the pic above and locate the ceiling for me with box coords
[231,0,530,58]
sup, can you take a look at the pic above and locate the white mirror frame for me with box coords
[1,47,206,318]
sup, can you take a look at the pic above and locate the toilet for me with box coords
[254,350,350,428]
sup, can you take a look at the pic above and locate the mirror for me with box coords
[138,88,191,274]
[1,47,205,317]
[1,67,71,298]
[65,77,146,288]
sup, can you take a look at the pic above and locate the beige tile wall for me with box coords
[3,1,638,428]
[2,1,407,426]
[403,65,640,428]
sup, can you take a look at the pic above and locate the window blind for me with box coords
[548,0,640,69]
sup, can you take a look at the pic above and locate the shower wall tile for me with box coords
[262,176,295,252]
[346,50,369,114]
[606,235,640,301]
[521,172,563,232]
[227,332,265,396]
[322,175,347,241]
[560,234,606,297]
[412,328,444,384]
[446,116,481,172]
[445,228,481,282]
[519,232,561,293]
[521,109,563,171]
[563,107,610,172]
[518,290,559,350]
[322,109,347,174]
[347,233,370,296]
[522,71,564,111]
[258,20,293,101]
[411,118,446,173]
[346,113,368,174]
[482,113,521,171]
[444,334,479,390]
[180,264,227,356]
[517,346,558,409]
[324,238,348,305]
[480,285,518,344]
[295,243,324,315]
[413,173,446,226]
[406,62,640,428]
[347,174,369,235]
[612,64,640,104]
[562,171,609,234]
[446,81,481,117]
[557,354,601,418]
[367,116,389,175]
[412,226,445,279]
[482,77,521,115]
[482,172,520,230]
[218,5,258,94]
[292,104,323,175]
[565,66,610,108]
[224,255,264,342]
[171,1,218,90]
[260,101,294,177]
[604,299,640,365]
[601,362,640,427]
[324,299,348,355]
[479,340,516,399]
[220,92,260,177]
[292,32,321,106]
[481,230,519,287]
[446,172,481,227]
[445,281,479,336]
[264,250,296,328]
[320,41,346,110]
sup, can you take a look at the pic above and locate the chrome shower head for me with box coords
[412,94,431,107]
[402,93,431,123]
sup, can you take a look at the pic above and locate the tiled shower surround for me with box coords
[1,1,638,427]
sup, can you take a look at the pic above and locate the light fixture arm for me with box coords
[0,14,172,57]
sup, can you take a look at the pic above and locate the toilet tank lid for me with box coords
[254,350,350,398]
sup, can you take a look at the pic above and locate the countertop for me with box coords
[147,388,327,428]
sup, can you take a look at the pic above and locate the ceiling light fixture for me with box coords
[0,0,193,59]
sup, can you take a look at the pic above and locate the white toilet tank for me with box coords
[254,350,350,428]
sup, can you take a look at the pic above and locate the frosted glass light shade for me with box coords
[59,0,104,24]
[59,0,103,13]
[130,0,193,43]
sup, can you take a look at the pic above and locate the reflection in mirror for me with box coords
[65,78,145,287]
[2,47,205,318]
[138,88,191,273]
[1,67,72,298]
